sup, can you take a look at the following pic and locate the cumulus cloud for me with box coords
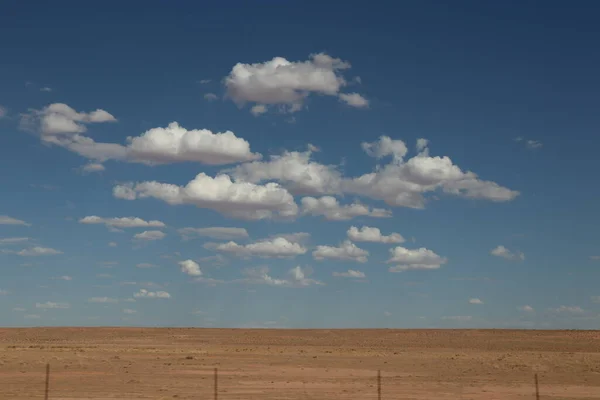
[469,298,484,305]
[242,266,323,287]
[36,301,70,309]
[20,103,117,135]
[79,216,165,229]
[224,52,363,113]
[301,196,391,220]
[518,305,535,312]
[343,138,519,208]
[332,269,366,278]
[338,93,369,108]
[133,289,171,299]
[178,227,249,240]
[387,246,447,272]
[179,259,202,276]
[490,245,525,261]
[114,173,298,220]
[17,247,62,256]
[347,226,404,244]
[125,122,261,165]
[204,93,218,101]
[215,237,307,258]
[313,240,369,263]
[227,149,342,195]
[88,297,118,303]
[0,215,31,226]
[133,230,165,241]
[361,136,408,162]
[21,105,260,167]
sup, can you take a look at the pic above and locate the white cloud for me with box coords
[242,266,323,287]
[136,263,157,268]
[36,301,70,309]
[518,305,535,312]
[216,237,307,258]
[0,237,30,245]
[204,93,218,101]
[227,149,342,195]
[490,245,525,261]
[114,173,298,221]
[56,276,72,281]
[79,216,165,229]
[123,308,137,314]
[361,136,408,162]
[313,240,369,263]
[81,162,105,173]
[88,297,118,303]
[198,79,211,84]
[469,298,484,305]
[133,289,171,299]
[40,87,52,92]
[13,307,26,312]
[125,122,261,165]
[133,231,165,241]
[526,140,542,149]
[0,215,31,226]
[179,259,202,276]
[387,246,447,272]
[549,305,584,314]
[224,53,363,113]
[338,93,369,108]
[250,104,268,116]
[347,226,404,244]
[20,103,117,135]
[17,246,62,256]
[178,227,249,240]
[442,316,472,321]
[108,242,117,247]
[384,311,392,317]
[590,256,600,261]
[0,105,6,118]
[0,289,8,295]
[343,138,519,208]
[301,196,391,221]
[332,269,366,278]
[24,314,41,319]
[21,105,260,167]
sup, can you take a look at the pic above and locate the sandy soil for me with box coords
[1,328,600,399]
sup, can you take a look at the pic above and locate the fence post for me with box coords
[535,373,539,400]
[214,367,218,400]
[44,363,50,400]
[377,369,381,400]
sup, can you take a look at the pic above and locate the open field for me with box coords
[1,329,600,399]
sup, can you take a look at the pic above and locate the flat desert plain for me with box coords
[1,329,600,399]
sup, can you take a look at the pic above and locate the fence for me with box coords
[34,364,542,399]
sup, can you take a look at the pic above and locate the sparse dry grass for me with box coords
[1,328,600,399]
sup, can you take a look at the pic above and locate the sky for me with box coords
[1,0,599,329]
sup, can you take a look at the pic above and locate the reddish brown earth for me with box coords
[1,328,600,399]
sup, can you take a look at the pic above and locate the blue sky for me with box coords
[1,0,599,329]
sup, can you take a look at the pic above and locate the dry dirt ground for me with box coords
[1,328,600,399]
